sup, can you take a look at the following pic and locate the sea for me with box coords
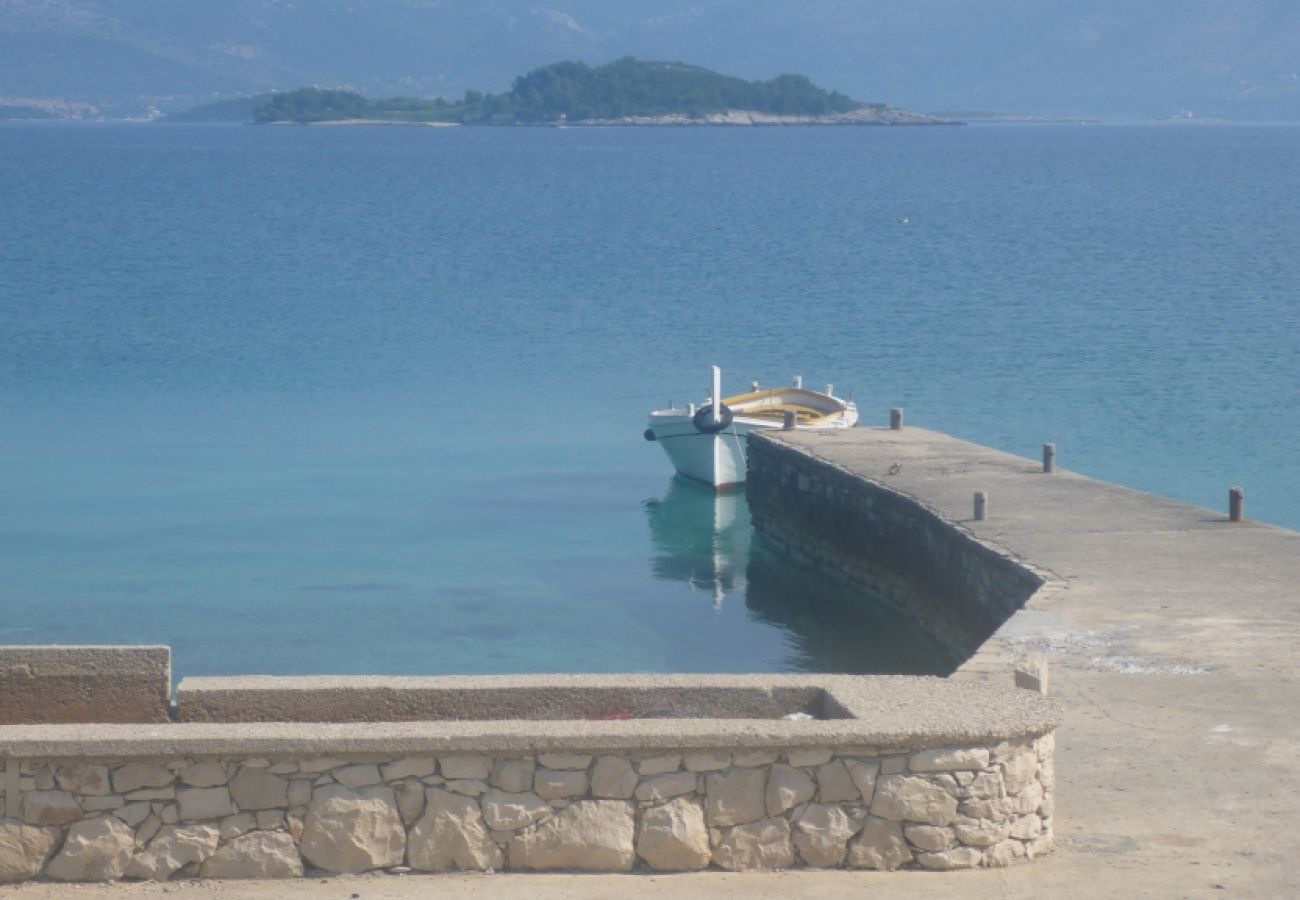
[2,121,1297,680]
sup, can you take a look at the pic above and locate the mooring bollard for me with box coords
[973,491,988,521]
[783,411,797,431]
[1014,653,1050,695]
[1229,485,1244,522]
[890,407,904,430]
[1043,442,1056,473]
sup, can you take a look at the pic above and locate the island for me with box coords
[240,58,949,126]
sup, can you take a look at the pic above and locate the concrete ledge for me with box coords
[176,675,837,723]
[0,645,171,724]
[0,675,1059,758]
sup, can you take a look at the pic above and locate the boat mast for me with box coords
[710,366,723,426]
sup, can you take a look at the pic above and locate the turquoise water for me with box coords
[2,122,1297,678]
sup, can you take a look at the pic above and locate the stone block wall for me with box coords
[747,436,1045,661]
[0,735,1054,882]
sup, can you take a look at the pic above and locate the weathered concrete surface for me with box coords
[177,678,830,723]
[0,863,1263,899]
[0,647,171,724]
[756,426,1300,896]
[0,675,1057,757]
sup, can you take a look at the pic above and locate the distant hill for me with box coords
[2,1,1298,121]
[251,59,894,125]
[165,93,275,122]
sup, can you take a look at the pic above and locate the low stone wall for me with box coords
[0,737,1054,881]
[747,434,1045,659]
[0,673,1059,881]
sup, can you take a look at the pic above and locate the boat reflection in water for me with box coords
[643,476,750,611]
[643,476,957,675]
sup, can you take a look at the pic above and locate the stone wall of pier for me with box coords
[746,435,1045,660]
[0,736,1054,881]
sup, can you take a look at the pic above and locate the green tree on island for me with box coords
[253,88,372,123]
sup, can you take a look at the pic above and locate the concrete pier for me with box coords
[753,425,1300,896]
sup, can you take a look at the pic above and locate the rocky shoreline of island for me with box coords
[293,107,955,128]
[561,107,955,126]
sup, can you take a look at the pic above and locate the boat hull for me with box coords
[648,418,766,489]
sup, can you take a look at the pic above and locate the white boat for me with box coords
[644,366,858,490]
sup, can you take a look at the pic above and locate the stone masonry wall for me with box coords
[0,736,1054,881]
[747,436,1046,661]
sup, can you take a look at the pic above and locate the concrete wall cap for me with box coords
[1,675,1059,759]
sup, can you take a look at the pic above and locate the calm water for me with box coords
[2,122,1297,679]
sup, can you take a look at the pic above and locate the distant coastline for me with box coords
[284,119,459,128]
[280,107,953,127]
[529,107,953,127]
[934,111,1101,125]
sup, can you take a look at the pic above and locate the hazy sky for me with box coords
[0,1,1296,119]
